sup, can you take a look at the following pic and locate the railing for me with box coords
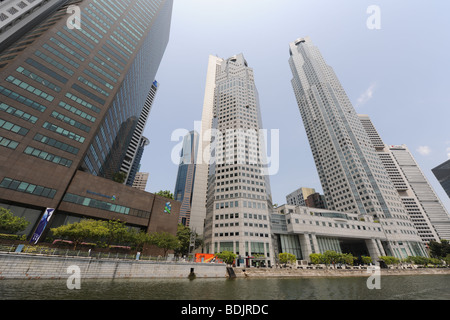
[0,243,199,263]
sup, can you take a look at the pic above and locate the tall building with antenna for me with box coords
[289,37,426,258]
[199,53,275,267]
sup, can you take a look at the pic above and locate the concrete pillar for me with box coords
[310,233,320,254]
[365,238,382,265]
[299,234,313,262]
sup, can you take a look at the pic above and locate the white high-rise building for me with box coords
[189,55,223,236]
[286,187,316,207]
[198,53,274,267]
[359,114,446,243]
[132,172,149,191]
[0,0,67,52]
[389,145,450,241]
[289,37,426,258]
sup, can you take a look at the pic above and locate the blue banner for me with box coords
[30,208,54,244]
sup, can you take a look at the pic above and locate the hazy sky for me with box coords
[141,0,450,212]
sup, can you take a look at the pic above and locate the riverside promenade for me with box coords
[0,252,227,280]
[234,266,450,278]
[2,251,450,281]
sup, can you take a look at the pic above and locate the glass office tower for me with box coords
[174,131,199,227]
[289,37,426,258]
[0,0,173,234]
[433,160,450,200]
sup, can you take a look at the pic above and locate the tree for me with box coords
[127,229,152,252]
[340,253,356,266]
[309,253,323,265]
[113,171,127,183]
[323,250,340,267]
[216,251,237,266]
[150,231,180,256]
[175,224,201,257]
[361,256,373,265]
[155,190,174,199]
[105,219,129,246]
[429,240,450,259]
[0,207,29,234]
[379,256,400,266]
[51,219,109,250]
[278,252,296,266]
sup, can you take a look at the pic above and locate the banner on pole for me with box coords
[30,208,54,244]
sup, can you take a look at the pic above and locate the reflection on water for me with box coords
[1,275,450,300]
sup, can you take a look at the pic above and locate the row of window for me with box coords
[0,177,57,199]
[0,135,19,150]
[214,232,270,238]
[58,101,96,123]
[50,111,91,133]
[62,193,151,219]
[25,58,68,84]
[42,121,86,144]
[0,85,47,113]
[23,146,72,168]
[0,118,29,136]
[33,133,79,155]
[5,75,55,102]
[16,66,62,93]
[0,102,38,124]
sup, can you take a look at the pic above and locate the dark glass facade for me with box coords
[174,131,198,226]
[0,0,173,239]
[432,159,450,199]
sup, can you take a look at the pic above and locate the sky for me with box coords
[140,0,450,212]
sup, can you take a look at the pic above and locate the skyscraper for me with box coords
[201,53,275,267]
[174,130,198,227]
[0,0,69,52]
[132,171,149,191]
[0,0,174,238]
[359,114,447,243]
[121,81,158,186]
[432,159,450,200]
[189,55,223,236]
[289,37,426,258]
[286,187,316,207]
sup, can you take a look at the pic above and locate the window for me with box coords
[23,146,72,167]
[0,119,28,136]
[0,177,57,199]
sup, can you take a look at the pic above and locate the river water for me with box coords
[1,274,450,300]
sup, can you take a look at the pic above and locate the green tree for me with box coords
[340,253,356,266]
[361,256,373,265]
[215,251,237,266]
[309,253,324,265]
[443,254,450,266]
[429,240,450,258]
[278,252,296,266]
[150,231,180,256]
[105,219,129,246]
[112,171,127,183]
[323,250,340,267]
[175,224,202,257]
[127,229,152,252]
[0,207,29,234]
[51,219,109,250]
[379,256,400,266]
[155,190,174,199]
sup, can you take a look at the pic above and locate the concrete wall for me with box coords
[0,253,227,280]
